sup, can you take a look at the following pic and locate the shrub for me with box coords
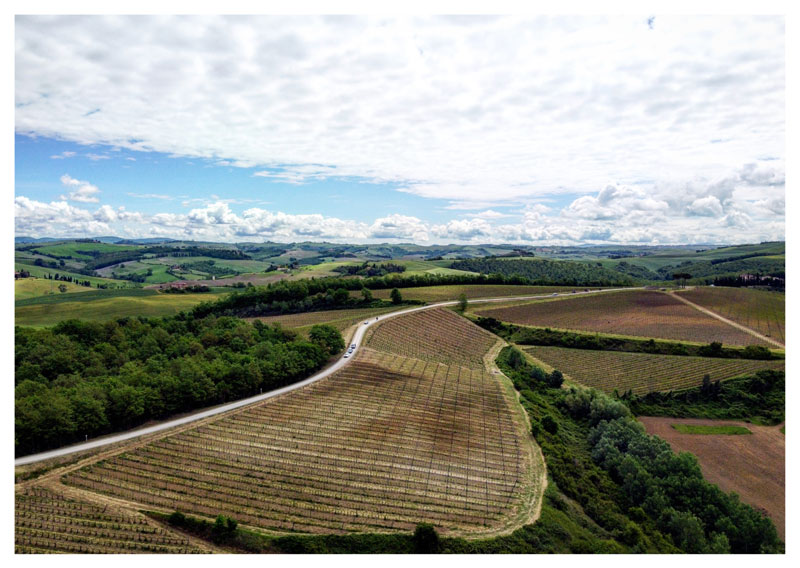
[413,523,440,553]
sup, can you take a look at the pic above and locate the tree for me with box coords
[413,523,440,553]
[308,324,345,356]
[672,272,692,288]
[457,293,468,312]
[58,284,68,293]
[211,515,238,543]
[541,414,559,434]
[546,369,564,389]
[361,287,373,302]
[390,288,403,304]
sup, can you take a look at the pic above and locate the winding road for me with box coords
[14,287,637,467]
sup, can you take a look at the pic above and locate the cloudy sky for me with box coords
[14,15,785,245]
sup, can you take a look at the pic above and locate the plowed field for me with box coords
[639,417,784,540]
[476,290,768,346]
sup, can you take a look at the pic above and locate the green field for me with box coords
[521,345,785,395]
[15,264,130,288]
[671,424,752,435]
[15,290,230,327]
[14,278,96,300]
[32,242,140,260]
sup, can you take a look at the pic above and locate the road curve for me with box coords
[15,287,636,466]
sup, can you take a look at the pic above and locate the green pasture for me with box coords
[671,424,752,435]
[15,289,230,327]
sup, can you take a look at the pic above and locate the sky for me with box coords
[14,14,786,245]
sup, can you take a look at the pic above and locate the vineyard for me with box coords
[475,290,769,346]
[677,287,785,344]
[364,308,499,369]
[522,346,785,395]
[15,486,207,554]
[248,306,404,332]
[363,285,600,303]
[50,310,539,537]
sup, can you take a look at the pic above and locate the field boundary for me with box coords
[476,339,547,537]
[671,291,784,348]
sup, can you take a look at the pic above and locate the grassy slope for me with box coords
[14,264,129,287]
[15,290,229,327]
[15,278,95,300]
[31,242,140,259]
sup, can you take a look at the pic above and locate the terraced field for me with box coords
[677,287,785,344]
[15,486,207,554]
[476,290,768,346]
[53,309,539,537]
[522,346,785,395]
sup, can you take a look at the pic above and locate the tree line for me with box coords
[475,317,780,360]
[449,258,637,286]
[14,316,344,456]
[495,346,781,553]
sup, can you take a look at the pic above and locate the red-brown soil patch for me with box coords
[475,290,769,346]
[639,416,784,540]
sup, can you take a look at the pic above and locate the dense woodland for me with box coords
[14,316,343,456]
[450,258,636,286]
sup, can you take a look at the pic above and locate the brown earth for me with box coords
[474,290,770,346]
[639,416,784,540]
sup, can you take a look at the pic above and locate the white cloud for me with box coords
[50,151,76,159]
[368,214,428,241]
[468,209,514,220]
[14,192,784,246]
[687,196,724,217]
[14,15,784,213]
[431,218,492,240]
[126,192,172,200]
[59,174,101,203]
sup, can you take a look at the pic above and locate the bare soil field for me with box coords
[639,417,784,540]
[475,290,768,346]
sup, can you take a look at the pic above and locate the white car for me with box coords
[343,353,350,358]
